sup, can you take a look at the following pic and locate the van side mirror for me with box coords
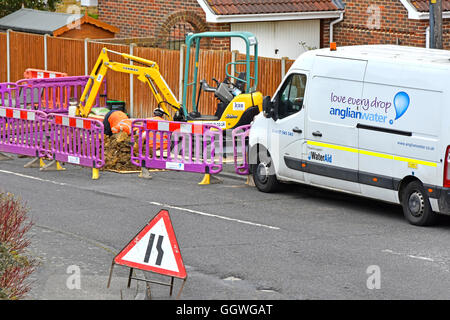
[263,96,273,119]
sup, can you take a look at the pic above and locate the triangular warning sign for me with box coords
[114,210,187,279]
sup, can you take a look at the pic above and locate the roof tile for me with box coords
[411,0,450,12]
[205,0,341,15]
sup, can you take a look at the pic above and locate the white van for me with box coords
[249,45,450,226]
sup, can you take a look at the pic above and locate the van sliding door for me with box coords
[358,62,441,201]
[305,56,367,193]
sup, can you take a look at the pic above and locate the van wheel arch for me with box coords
[249,143,268,168]
[398,176,437,226]
[250,144,279,193]
[398,176,421,203]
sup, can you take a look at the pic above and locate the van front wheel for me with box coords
[401,181,437,226]
[252,148,279,193]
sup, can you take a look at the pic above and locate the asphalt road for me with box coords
[1,157,450,300]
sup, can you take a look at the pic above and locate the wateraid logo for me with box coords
[392,91,410,123]
[308,151,333,163]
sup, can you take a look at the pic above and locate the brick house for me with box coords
[98,0,345,59]
[99,0,450,59]
[333,0,450,49]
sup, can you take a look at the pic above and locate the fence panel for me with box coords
[10,32,45,82]
[0,107,48,158]
[0,33,7,83]
[285,59,295,73]
[133,46,180,119]
[88,41,130,113]
[184,49,233,117]
[46,36,86,77]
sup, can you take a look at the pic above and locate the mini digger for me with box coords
[180,31,263,130]
[75,32,262,183]
[76,31,263,130]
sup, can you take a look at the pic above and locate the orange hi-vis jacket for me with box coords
[109,111,132,135]
[108,111,168,150]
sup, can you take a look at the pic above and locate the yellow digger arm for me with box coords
[77,48,181,119]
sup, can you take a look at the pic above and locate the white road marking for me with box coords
[0,169,68,186]
[223,276,242,282]
[407,254,435,262]
[0,168,280,231]
[148,201,281,231]
[382,249,435,262]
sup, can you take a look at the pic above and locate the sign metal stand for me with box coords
[107,209,187,299]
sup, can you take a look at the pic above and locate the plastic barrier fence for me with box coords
[47,114,105,170]
[0,107,48,158]
[0,106,105,179]
[131,119,223,175]
[0,82,19,109]
[0,76,107,113]
[24,69,68,79]
[232,125,251,175]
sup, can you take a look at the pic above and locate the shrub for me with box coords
[0,193,36,300]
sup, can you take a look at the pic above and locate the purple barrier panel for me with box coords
[0,83,20,108]
[47,114,105,169]
[0,107,48,158]
[232,125,251,175]
[131,119,223,175]
[0,76,108,113]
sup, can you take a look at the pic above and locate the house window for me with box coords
[167,22,195,50]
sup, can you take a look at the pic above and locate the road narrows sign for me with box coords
[114,209,187,279]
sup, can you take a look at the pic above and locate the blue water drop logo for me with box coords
[393,91,410,120]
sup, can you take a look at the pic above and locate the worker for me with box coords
[103,109,169,149]
[103,110,130,136]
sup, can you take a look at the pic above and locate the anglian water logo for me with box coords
[329,91,410,125]
[391,91,410,124]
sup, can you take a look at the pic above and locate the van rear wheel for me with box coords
[252,148,279,193]
[401,180,437,226]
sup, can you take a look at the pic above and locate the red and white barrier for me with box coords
[24,68,68,79]
[145,120,205,135]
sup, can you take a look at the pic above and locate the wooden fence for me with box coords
[0,31,295,118]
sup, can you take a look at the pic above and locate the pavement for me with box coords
[26,224,148,300]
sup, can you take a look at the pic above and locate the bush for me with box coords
[0,193,36,300]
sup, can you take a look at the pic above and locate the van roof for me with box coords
[302,45,450,67]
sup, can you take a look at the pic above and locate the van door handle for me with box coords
[312,131,322,137]
[292,127,303,134]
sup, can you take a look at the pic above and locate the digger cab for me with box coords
[181,32,263,130]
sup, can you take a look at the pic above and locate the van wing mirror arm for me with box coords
[263,96,276,119]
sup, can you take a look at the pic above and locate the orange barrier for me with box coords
[24,68,68,79]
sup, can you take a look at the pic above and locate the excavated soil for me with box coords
[102,132,146,172]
